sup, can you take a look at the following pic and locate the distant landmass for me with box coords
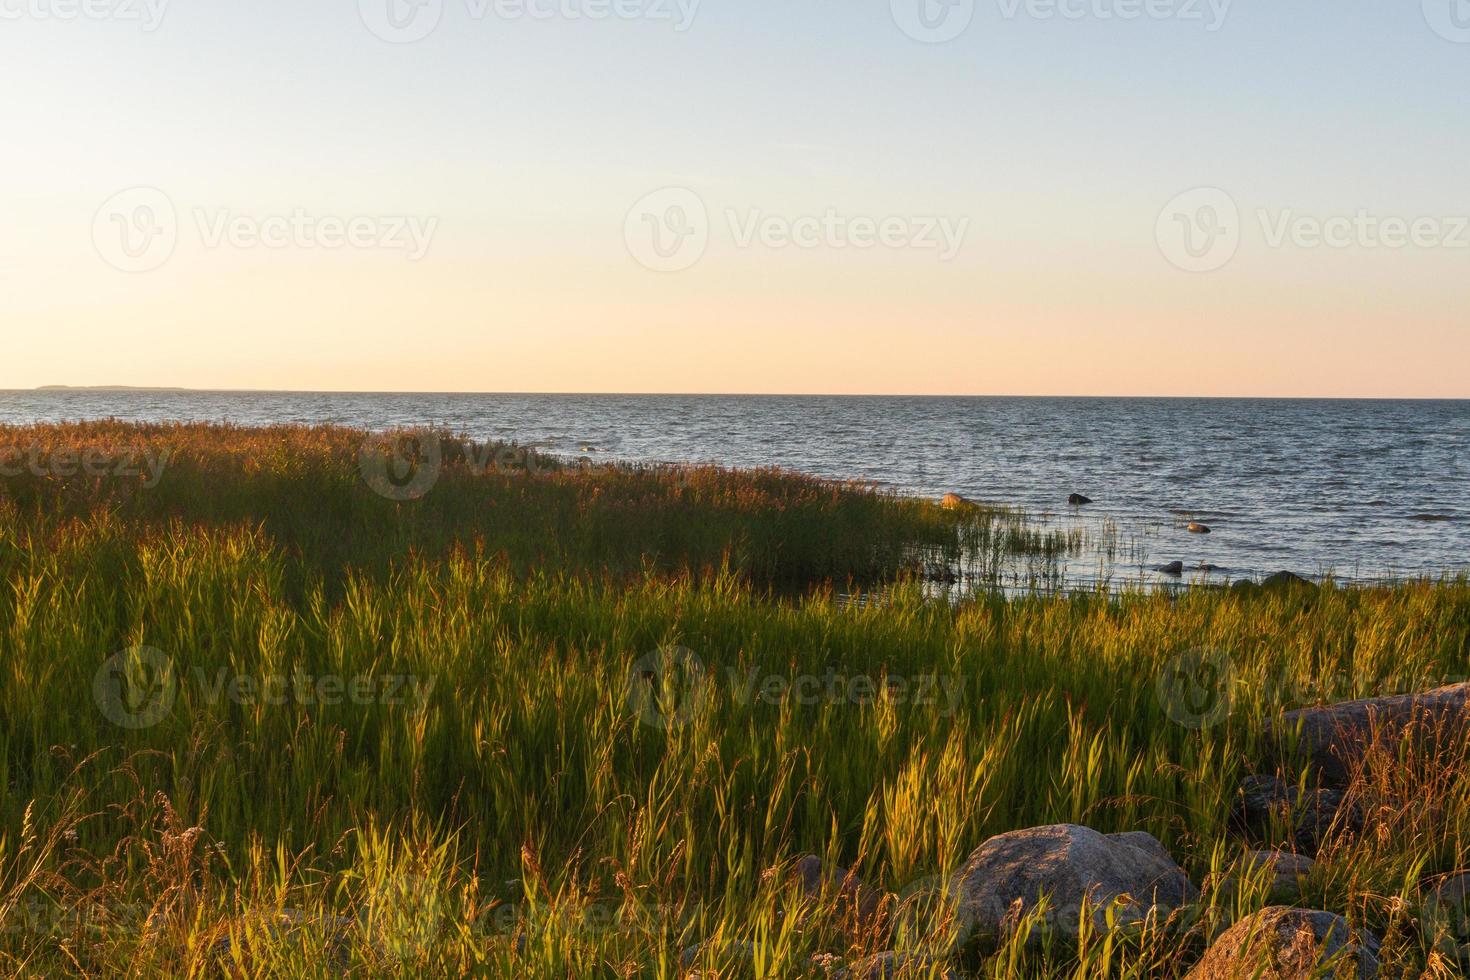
[36,385,195,392]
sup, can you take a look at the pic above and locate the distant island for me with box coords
[36,385,195,392]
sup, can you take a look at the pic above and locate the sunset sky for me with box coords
[3,0,1469,396]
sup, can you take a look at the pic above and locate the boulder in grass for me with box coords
[1421,871,1470,957]
[1185,907,1379,979]
[1275,683,1470,787]
[788,855,886,930]
[950,824,1196,947]
[941,494,972,511]
[1211,851,1314,903]
[1229,776,1359,855]
[835,951,959,979]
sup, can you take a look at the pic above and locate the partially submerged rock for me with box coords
[1068,493,1093,506]
[1187,522,1212,534]
[950,824,1196,946]
[1185,907,1379,979]
[1157,561,1185,576]
[1275,683,1470,787]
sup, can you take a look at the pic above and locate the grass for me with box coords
[0,422,1467,977]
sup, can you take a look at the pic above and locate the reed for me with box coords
[0,423,1466,977]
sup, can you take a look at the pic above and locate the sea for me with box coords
[3,390,1468,588]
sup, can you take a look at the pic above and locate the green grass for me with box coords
[0,423,1467,977]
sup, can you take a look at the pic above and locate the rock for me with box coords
[951,824,1196,946]
[1068,494,1093,506]
[787,854,885,929]
[1157,561,1185,576]
[1229,776,1358,855]
[680,940,761,972]
[1275,684,1470,787]
[1216,851,1314,903]
[1187,522,1212,534]
[941,493,972,511]
[1185,907,1379,979]
[835,951,959,979]
[1197,563,1226,573]
[1422,872,1470,955]
[1262,571,1315,589]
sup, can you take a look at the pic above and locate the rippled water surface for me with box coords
[3,391,1467,586]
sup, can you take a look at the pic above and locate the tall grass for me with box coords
[0,424,1466,976]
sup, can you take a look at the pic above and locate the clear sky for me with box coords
[3,0,1468,396]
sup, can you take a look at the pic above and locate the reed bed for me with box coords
[0,423,1466,977]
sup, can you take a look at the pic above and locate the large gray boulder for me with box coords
[1186,907,1379,979]
[1276,683,1470,787]
[950,824,1196,945]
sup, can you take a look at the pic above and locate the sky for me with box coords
[2,0,1469,396]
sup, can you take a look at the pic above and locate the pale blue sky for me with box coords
[4,1,1469,395]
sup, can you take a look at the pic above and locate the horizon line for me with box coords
[7,386,1470,401]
